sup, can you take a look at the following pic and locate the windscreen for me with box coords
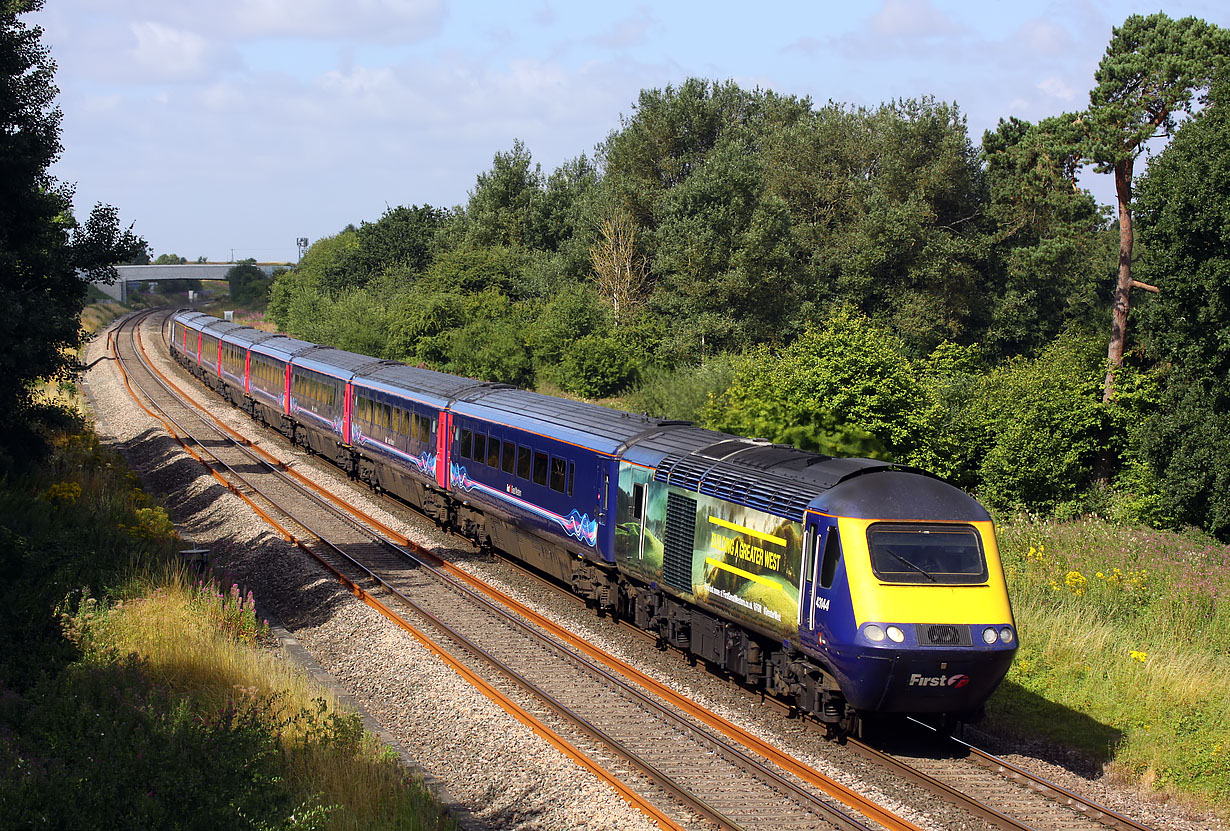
[866,523,987,585]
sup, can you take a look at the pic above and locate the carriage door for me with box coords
[800,516,842,642]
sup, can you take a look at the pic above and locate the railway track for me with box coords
[114,309,911,830]
[110,308,1163,831]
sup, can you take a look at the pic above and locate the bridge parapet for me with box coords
[90,263,287,303]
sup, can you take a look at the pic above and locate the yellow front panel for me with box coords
[841,518,1015,625]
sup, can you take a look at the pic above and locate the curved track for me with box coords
[110,308,1161,831]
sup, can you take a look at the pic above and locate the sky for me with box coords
[30,1,1228,264]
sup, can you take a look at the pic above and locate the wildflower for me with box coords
[1129,649,1148,663]
[1064,571,1087,596]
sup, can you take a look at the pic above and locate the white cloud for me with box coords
[1016,19,1072,55]
[869,0,960,39]
[589,6,655,50]
[129,21,219,81]
[1037,75,1079,102]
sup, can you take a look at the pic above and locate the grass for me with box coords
[0,348,454,829]
[986,516,1230,814]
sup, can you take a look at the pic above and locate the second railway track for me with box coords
[103,308,1170,831]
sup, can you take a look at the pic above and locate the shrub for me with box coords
[701,308,922,459]
[556,333,639,399]
[973,335,1107,513]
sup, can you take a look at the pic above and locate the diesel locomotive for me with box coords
[169,309,1017,731]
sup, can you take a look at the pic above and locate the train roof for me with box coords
[450,387,677,455]
[352,363,496,410]
[292,346,385,379]
[815,469,990,522]
[221,326,280,349]
[249,334,317,362]
[172,310,216,331]
[201,319,245,339]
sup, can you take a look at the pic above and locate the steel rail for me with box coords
[138,313,921,831]
[112,311,691,831]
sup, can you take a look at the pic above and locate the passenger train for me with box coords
[168,309,1018,732]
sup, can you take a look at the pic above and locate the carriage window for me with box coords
[632,483,644,519]
[501,440,516,474]
[486,438,501,468]
[532,451,549,486]
[471,433,485,466]
[549,457,567,493]
[517,445,531,479]
[458,428,472,459]
[567,462,575,497]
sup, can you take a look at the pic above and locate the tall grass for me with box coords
[0,404,453,831]
[988,517,1230,812]
[62,568,452,831]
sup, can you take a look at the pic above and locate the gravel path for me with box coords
[80,316,1226,831]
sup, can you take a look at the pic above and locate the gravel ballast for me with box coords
[81,315,1226,831]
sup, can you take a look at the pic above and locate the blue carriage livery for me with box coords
[167,310,1017,729]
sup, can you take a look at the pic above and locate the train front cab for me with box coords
[798,471,1016,720]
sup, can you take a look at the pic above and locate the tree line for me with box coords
[264,13,1230,539]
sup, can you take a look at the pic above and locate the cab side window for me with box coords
[819,529,842,589]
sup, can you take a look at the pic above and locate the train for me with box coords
[168,309,1018,732]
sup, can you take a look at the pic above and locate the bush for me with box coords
[556,334,638,399]
[1133,372,1230,539]
[625,356,739,422]
[973,335,1108,514]
[701,308,922,459]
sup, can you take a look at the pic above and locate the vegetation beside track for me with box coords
[988,517,1230,815]
[0,331,454,829]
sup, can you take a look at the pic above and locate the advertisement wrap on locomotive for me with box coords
[169,309,1017,732]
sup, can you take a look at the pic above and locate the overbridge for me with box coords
[92,263,286,304]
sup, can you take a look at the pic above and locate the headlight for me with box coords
[999,626,1015,644]
[865,624,886,642]
[982,627,999,645]
[886,625,905,643]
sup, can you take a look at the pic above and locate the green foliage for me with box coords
[1137,69,1230,385]
[154,253,188,264]
[1132,373,1230,538]
[980,116,1113,358]
[702,309,919,459]
[1131,69,1230,539]
[624,356,739,423]
[972,336,1109,514]
[528,283,610,371]
[555,333,638,399]
[0,0,146,452]
[290,228,361,299]
[1084,13,1228,175]
[462,139,545,249]
[226,260,272,306]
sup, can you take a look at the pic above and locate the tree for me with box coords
[153,253,188,265]
[225,260,269,305]
[1079,13,1227,400]
[1131,68,1230,537]
[0,1,145,456]
[463,139,544,249]
[980,116,1112,357]
[589,209,646,326]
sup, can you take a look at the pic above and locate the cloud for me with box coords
[129,21,226,82]
[223,0,446,41]
[868,0,961,39]
[66,0,446,44]
[589,6,655,50]
[1037,75,1079,103]
[1015,19,1073,55]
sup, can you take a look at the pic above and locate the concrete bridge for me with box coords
[92,263,287,303]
